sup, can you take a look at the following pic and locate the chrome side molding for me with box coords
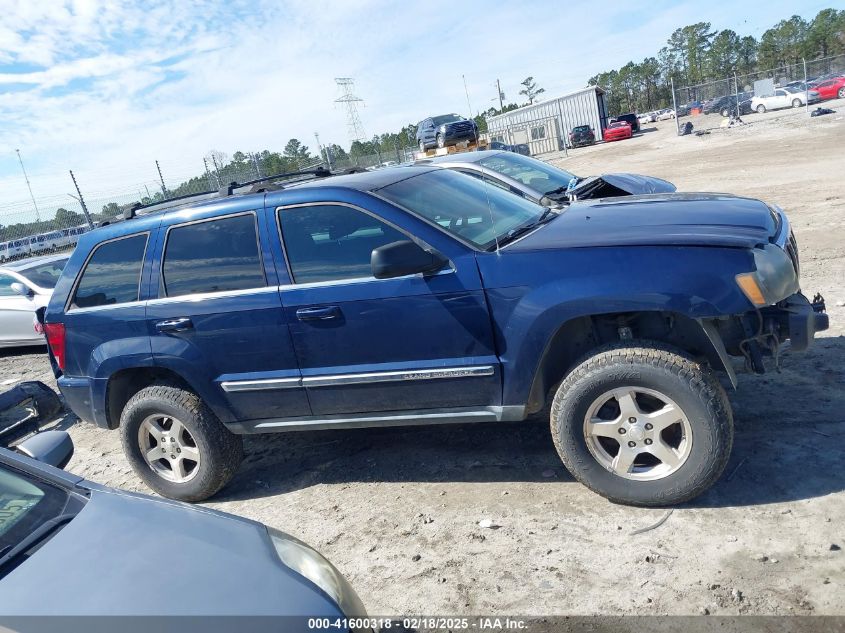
[220,365,495,392]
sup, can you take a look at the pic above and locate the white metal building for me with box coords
[486,86,608,155]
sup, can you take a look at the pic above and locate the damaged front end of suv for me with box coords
[715,206,828,376]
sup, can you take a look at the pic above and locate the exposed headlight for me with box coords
[440,124,447,132]
[736,244,799,307]
[267,527,366,617]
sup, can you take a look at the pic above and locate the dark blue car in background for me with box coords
[43,166,827,507]
[416,113,478,150]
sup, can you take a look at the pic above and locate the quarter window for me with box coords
[162,214,265,298]
[71,234,148,309]
[279,205,406,284]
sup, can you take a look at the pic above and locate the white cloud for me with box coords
[0,0,833,213]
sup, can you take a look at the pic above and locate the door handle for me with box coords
[155,317,194,333]
[296,306,341,321]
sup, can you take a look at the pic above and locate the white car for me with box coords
[638,112,656,124]
[0,254,69,348]
[751,88,821,113]
[656,108,675,120]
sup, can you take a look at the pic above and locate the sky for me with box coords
[0,0,838,218]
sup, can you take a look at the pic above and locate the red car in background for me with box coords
[812,76,845,101]
[603,121,633,142]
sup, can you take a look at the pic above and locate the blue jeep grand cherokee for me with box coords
[44,167,828,506]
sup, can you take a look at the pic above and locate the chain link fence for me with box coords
[672,53,845,134]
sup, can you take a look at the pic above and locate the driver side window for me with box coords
[279,204,406,284]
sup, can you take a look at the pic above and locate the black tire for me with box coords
[838,87,845,99]
[721,107,730,117]
[757,104,766,113]
[792,98,802,108]
[550,342,733,507]
[119,383,243,502]
[436,133,445,149]
[419,139,426,152]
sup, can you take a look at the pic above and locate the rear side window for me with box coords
[71,234,148,309]
[162,213,265,298]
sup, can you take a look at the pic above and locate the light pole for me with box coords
[15,149,41,222]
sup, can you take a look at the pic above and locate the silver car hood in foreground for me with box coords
[0,484,340,616]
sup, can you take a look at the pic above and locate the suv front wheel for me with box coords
[550,342,733,506]
[119,383,243,502]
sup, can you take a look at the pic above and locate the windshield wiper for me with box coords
[0,513,76,570]
[495,208,557,249]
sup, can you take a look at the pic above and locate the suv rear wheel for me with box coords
[119,383,243,502]
[550,342,733,506]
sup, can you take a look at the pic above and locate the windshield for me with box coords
[0,464,70,575]
[431,114,464,125]
[573,125,590,133]
[19,258,68,289]
[378,170,546,250]
[478,152,577,196]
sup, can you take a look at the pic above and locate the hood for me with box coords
[0,486,339,616]
[569,173,676,200]
[507,193,777,251]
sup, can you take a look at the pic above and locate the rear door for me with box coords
[272,199,500,417]
[146,208,309,423]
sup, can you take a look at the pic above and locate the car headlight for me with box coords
[267,527,366,617]
[735,244,798,307]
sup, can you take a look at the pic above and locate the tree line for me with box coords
[588,8,844,115]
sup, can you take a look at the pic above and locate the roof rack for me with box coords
[123,165,334,220]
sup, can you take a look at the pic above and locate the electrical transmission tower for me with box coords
[335,78,366,144]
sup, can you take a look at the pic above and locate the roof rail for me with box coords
[123,165,333,220]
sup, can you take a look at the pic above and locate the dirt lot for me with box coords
[2,105,843,617]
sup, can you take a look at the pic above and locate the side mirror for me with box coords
[371,240,448,280]
[10,282,33,298]
[16,431,74,469]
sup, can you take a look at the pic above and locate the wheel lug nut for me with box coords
[170,454,176,459]
[618,428,627,435]
[645,438,653,445]
[176,448,181,453]
[628,441,636,448]
[628,417,637,423]
[644,423,653,430]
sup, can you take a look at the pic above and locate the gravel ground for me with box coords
[1,105,843,617]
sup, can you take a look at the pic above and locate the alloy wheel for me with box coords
[138,414,201,483]
[583,387,693,481]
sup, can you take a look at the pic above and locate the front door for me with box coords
[146,210,309,422]
[275,202,500,416]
